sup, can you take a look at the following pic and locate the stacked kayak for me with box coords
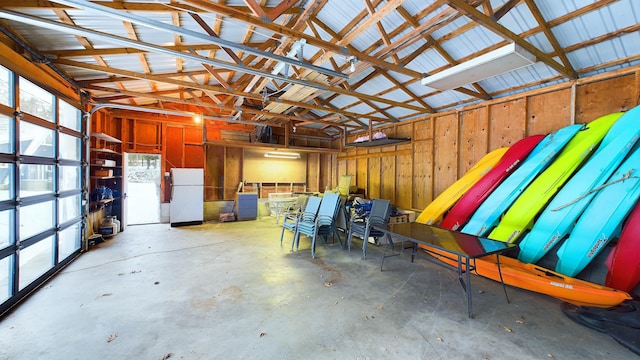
[425,248,631,307]
[488,113,620,243]
[518,110,636,264]
[461,124,582,236]
[605,201,640,292]
[415,147,508,225]
[417,105,640,304]
[440,135,545,231]
[555,144,640,277]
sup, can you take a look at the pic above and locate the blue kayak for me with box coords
[488,112,619,243]
[555,143,640,277]
[461,124,583,236]
[519,108,639,264]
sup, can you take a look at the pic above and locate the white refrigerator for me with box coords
[170,168,204,226]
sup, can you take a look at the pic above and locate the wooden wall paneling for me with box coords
[356,147,368,195]
[575,75,637,123]
[184,124,204,144]
[396,122,412,139]
[636,70,640,106]
[412,139,433,211]
[347,157,357,189]
[381,145,396,203]
[346,147,357,186]
[319,153,332,192]
[184,144,204,168]
[161,122,169,203]
[135,120,162,153]
[395,141,412,209]
[166,126,184,168]
[488,99,526,150]
[122,118,132,152]
[433,114,458,197]
[337,156,348,188]
[205,145,224,200]
[458,108,489,174]
[224,147,243,200]
[413,118,433,141]
[367,147,381,199]
[527,89,573,135]
[307,153,320,192]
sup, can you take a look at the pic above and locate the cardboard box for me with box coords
[94,169,113,177]
[388,213,410,224]
[95,159,116,166]
[397,209,416,222]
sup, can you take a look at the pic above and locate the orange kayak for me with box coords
[425,248,631,308]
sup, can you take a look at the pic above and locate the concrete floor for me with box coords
[0,218,636,359]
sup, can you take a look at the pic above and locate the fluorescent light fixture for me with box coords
[264,151,301,159]
[421,43,536,90]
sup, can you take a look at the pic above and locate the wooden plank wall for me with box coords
[110,66,640,207]
[337,68,640,211]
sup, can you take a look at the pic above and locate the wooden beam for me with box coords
[189,12,242,65]
[337,0,406,46]
[0,0,303,14]
[243,0,268,18]
[61,58,394,123]
[178,0,422,78]
[524,0,574,75]
[446,0,577,79]
[267,0,299,20]
[493,0,522,20]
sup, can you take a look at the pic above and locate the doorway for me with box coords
[125,153,161,225]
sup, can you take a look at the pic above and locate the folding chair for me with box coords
[347,199,392,259]
[293,193,343,258]
[279,196,321,246]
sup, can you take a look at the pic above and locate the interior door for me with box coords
[122,152,128,231]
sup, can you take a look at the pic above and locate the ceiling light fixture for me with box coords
[421,43,536,90]
[264,151,301,159]
[348,56,357,73]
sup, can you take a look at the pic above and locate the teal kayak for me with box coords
[519,108,639,264]
[555,143,640,277]
[487,113,620,243]
[461,124,582,237]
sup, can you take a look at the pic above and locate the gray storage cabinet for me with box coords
[236,192,258,220]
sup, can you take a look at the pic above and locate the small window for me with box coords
[0,209,13,248]
[0,255,12,302]
[0,163,13,200]
[59,100,81,132]
[0,65,12,107]
[19,78,54,122]
[58,193,81,224]
[19,121,54,158]
[58,222,81,261]
[59,132,81,161]
[19,164,54,197]
[59,165,80,191]
[19,200,54,241]
[0,115,13,154]
[19,236,54,290]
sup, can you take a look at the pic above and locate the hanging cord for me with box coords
[552,169,637,211]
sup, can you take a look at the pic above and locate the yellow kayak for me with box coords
[416,147,508,225]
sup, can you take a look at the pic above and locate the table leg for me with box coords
[496,254,510,303]
[466,256,473,319]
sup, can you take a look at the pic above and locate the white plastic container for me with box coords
[98,216,119,237]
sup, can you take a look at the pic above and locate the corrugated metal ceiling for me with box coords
[0,0,637,137]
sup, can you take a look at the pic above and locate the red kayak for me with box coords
[440,134,545,231]
[605,201,640,292]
